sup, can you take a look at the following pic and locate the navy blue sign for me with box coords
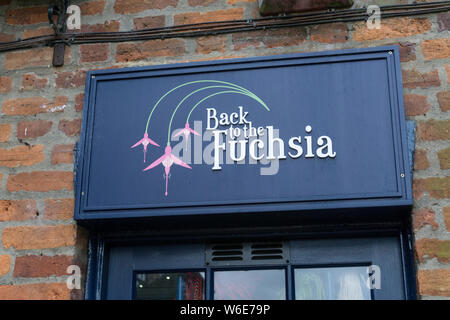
[75,46,412,221]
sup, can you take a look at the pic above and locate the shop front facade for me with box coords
[0,0,449,300]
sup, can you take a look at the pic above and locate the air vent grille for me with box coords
[251,242,284,261]
[211,244,243,262]
[206,241,289,266]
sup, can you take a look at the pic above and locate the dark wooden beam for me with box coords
[50,0,69,67]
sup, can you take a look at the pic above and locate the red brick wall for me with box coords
[0,0,449,299]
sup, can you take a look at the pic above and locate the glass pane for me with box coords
[136,272,205,300]
[295,266,371,300]
[214,269,286,300]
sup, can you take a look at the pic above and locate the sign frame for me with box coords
[74,45,412,222]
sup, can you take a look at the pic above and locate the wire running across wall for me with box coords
[0,1,449,53]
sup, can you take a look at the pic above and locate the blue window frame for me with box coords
[97,231,412,300]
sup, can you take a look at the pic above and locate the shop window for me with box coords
[103,235,410,300]
[294,266,371,300]
[136,272,205,300]
[214,269,286,300]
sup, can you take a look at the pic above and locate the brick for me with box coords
[2,225,76,250]
[58,119,82,137]
[116,39,186,63]
[6,171,74,192]
[80,0,105,15]
[413,177,450,200]
[55,70,87,88]
[437,12,450,32]
[0,200,37,222]
[21,73,48,91]
[78,21,120,33]
[412,178,425,199]
[416,119,450,141]
[353,17,431,41]
[412,208,438,231]
[5,47,70,70]
[0,145,45,168]
[403,94,430,116]
[15,129,42,152]
[174,8,244,25]
[437,91,450,112]
[2,96,67,115]
[0,76,12,93]
[0,255,11,276]
[51,144,74,165]
[196,35,227,54]
[44,199,74,220]
[0,33,14,42]
[262,28,308,48]
[80,44,109,63]
[311,23,348,43]
[14,255,74,278]
[22,26,53,39]
[0,124,11,143]
[418,269,450,296]
[114,0,177,14]
[17,120,52,139]
[397,42,416,62]
[0,283,70,300]
[444,207,450,231]
[416,239,450,263]
[5,6,48,25]
[414,149,429,170]
[402,69,440,89]
[75,93,84,112]
[188,0,217,6]
[437,147,450,170]
[422,38,450,60]
[133,16,165,30]
[233,27,307,50]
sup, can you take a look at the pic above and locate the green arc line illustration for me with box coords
[145,80,268,133]
[166,85,267,145]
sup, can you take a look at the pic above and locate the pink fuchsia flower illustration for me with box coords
[143,145,192,196]
[131,132,160,162]
[174,122,200,141]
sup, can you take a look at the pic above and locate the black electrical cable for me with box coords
[0,1,449,52]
